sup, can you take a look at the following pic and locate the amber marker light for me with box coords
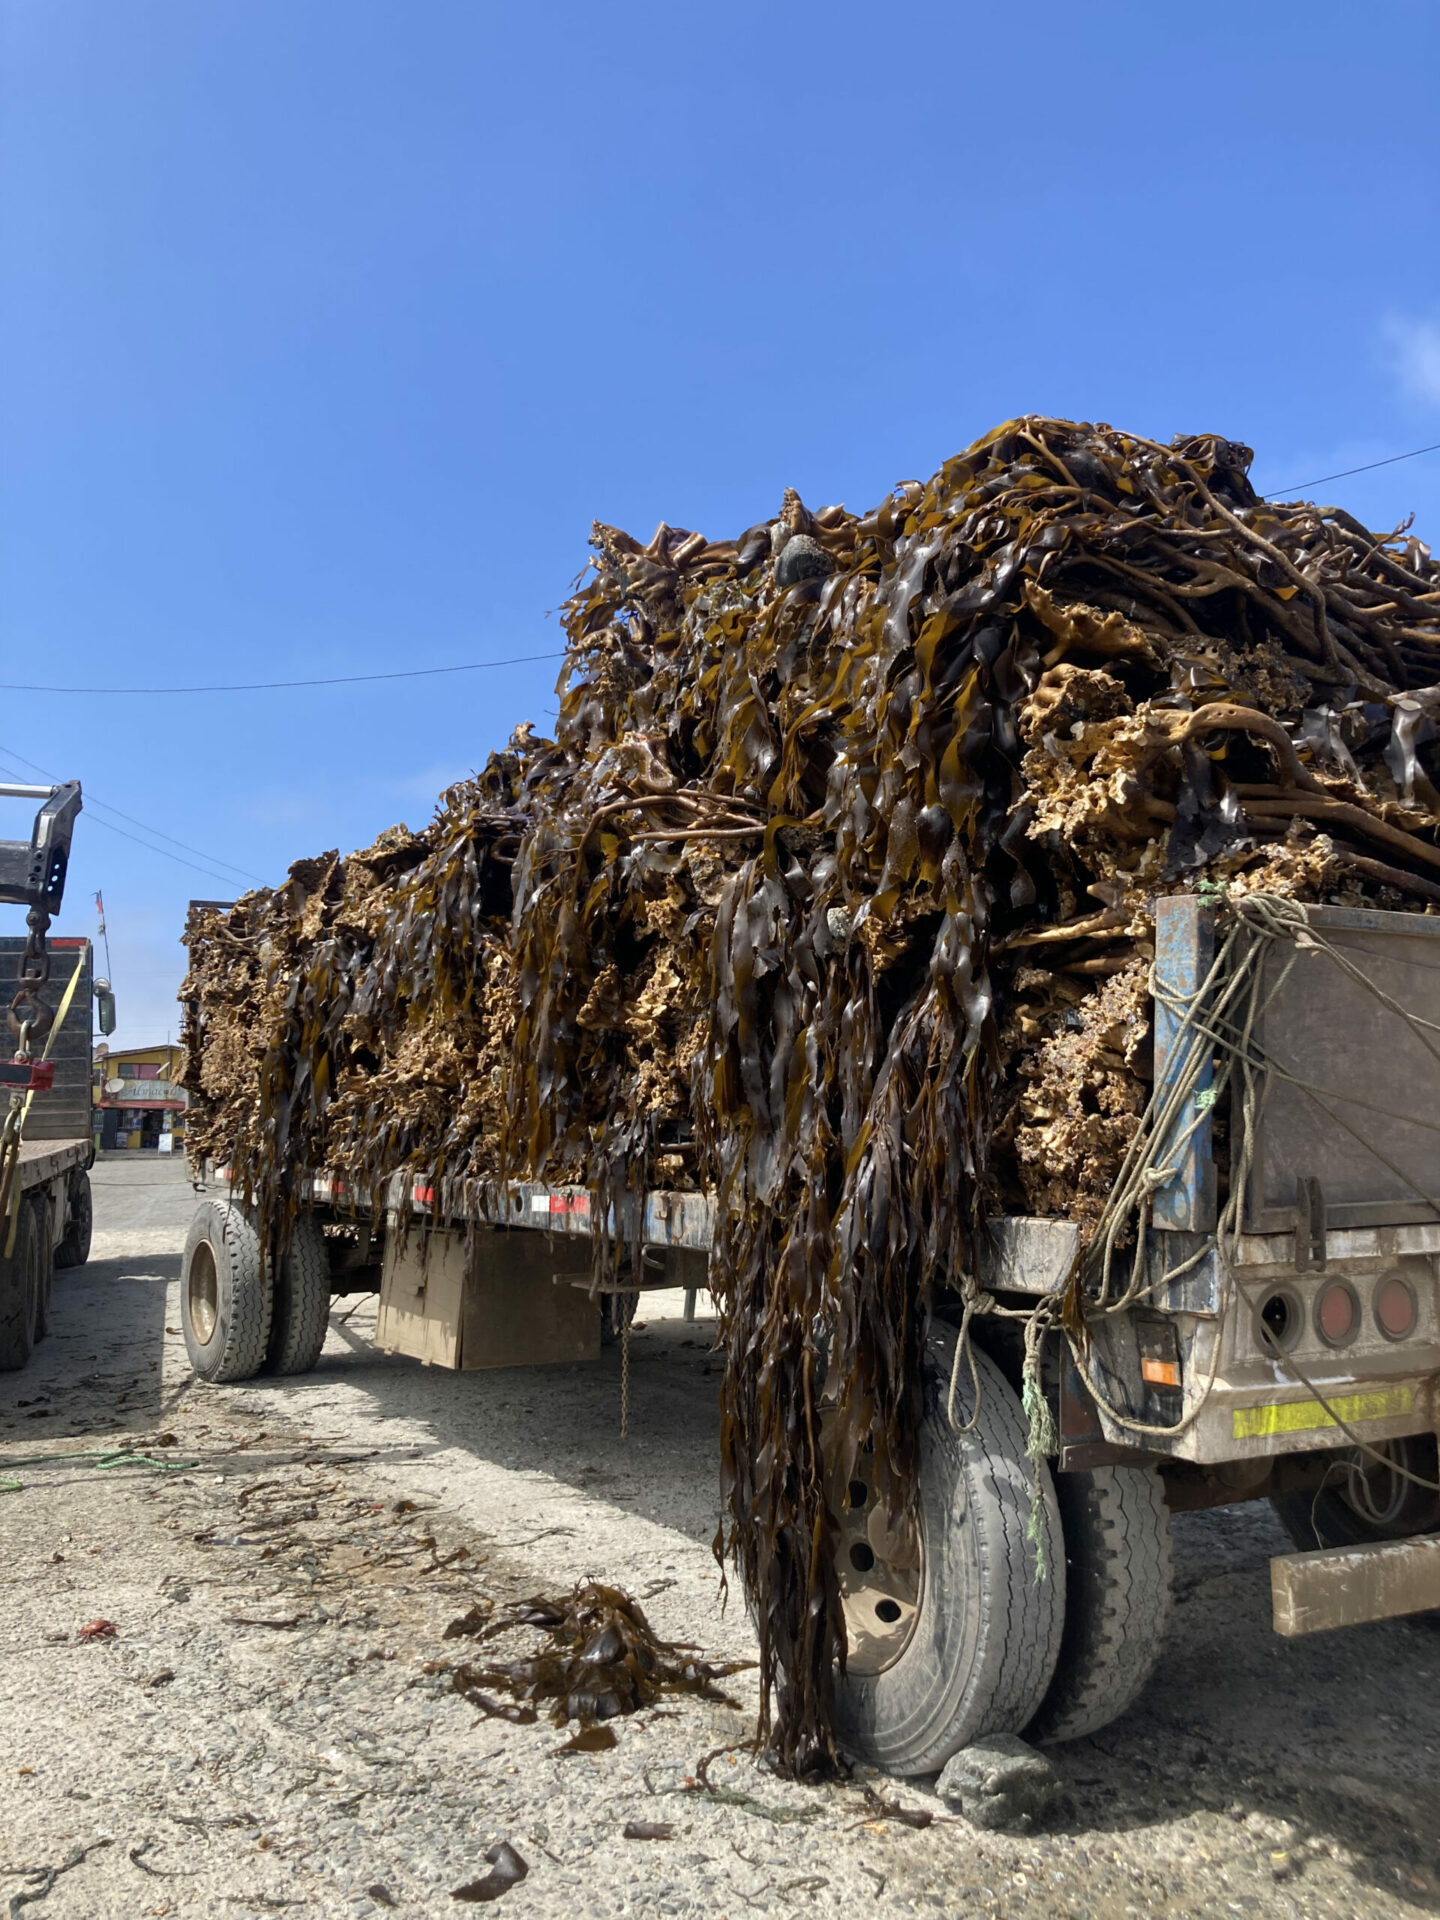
[1140,1358,1181,1387]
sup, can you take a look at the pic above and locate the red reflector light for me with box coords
[1375,1276,1418,1341]
[1315,1282,1358,1347]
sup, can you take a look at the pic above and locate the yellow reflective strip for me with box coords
[1232,1386,1415,1441]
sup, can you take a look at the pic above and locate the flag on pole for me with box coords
[94,890,106,935]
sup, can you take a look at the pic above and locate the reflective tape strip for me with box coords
[529,1193,590,1216]
[1232,1385,1415,1441]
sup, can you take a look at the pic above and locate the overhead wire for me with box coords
[1262,439,1440,500]
[0,757,245,894]
[63,809,245,893]
[0,648,568,696]
[0,739,262,887]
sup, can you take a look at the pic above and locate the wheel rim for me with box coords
[189,1240,219,1344]
[830,1441,923,1675]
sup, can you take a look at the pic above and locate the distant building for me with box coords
[93,1041,188,1152]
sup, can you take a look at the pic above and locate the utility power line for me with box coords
[73,810,246,891]
[0,761,239,891]
[0,740,262,890]
[0,648,567,696]
[1262,440,1440,500]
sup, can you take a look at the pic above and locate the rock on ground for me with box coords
[937,1736,1061,1832]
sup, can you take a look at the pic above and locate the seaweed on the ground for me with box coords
[443,1582,749,1725]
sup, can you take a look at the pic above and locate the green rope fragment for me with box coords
[0,1448,197,1478]
[0,1475,21,1494]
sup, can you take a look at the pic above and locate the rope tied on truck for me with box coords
[1002,891,1440,1490]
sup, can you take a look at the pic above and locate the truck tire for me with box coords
[1272,1436,1440,1550]
[182,1200,272,1384]
[0,1198,44,1371]
[264,1212,331,1376]
[54,1170,93,1270]
[1027,1464,1172,1744]
[33,1192,53,1341]
[831,1338,1066,1777]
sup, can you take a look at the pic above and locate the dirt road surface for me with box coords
[0,1156,1435,1919]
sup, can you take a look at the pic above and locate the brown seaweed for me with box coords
[182,417,1440,1777]
[445,1582,748,1727]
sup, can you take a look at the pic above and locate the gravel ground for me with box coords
[0,1155,1436,1919]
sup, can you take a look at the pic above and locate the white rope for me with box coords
[1060,891,1440,1445]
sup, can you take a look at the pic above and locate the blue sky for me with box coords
[3,1,1439,1048]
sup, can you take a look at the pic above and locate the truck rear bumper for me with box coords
[1272,1531,1440,1636]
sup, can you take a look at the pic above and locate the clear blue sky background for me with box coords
[3,1,1439,1049]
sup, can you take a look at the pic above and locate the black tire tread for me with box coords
[955,1344,1069,1742]
[54,1170,92,1270]
[0,1198,42,1371]
[834,1338,1066,1776]
[183,1201,271,1384]
[1270,1448,1440,1550]
[1029,1464,1172,1745]
[265,1213,331,1375]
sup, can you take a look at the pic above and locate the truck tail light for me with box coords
[1314,1281,1359,1347]
[1374,1275,1418,1341]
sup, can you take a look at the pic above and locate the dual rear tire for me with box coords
[832,1331,1172,1775]
[181,1202,331,1383]
[0,1197,47,1371]
[54,1170,93,1271]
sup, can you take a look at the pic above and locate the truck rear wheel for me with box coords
[0,1198,44,1371]
[831,1338,1066,1777]
[264,1212,331,1376]
[54,1170,93,1270]
[1027,1464,1172,1744]
[182,1200,272,1383]
[1271,1436,1440,1550]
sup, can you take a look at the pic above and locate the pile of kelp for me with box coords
[182,416,1440,1775]
[441,1582,749,1731]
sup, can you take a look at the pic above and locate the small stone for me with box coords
[774,534,833,589]
[936,1734,1061,1833]
[1269,1850,1294,1881]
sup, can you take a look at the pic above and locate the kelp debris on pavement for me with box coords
[443,1581,749,1728]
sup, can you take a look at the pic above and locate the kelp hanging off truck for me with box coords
[182,416,1440,1776]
